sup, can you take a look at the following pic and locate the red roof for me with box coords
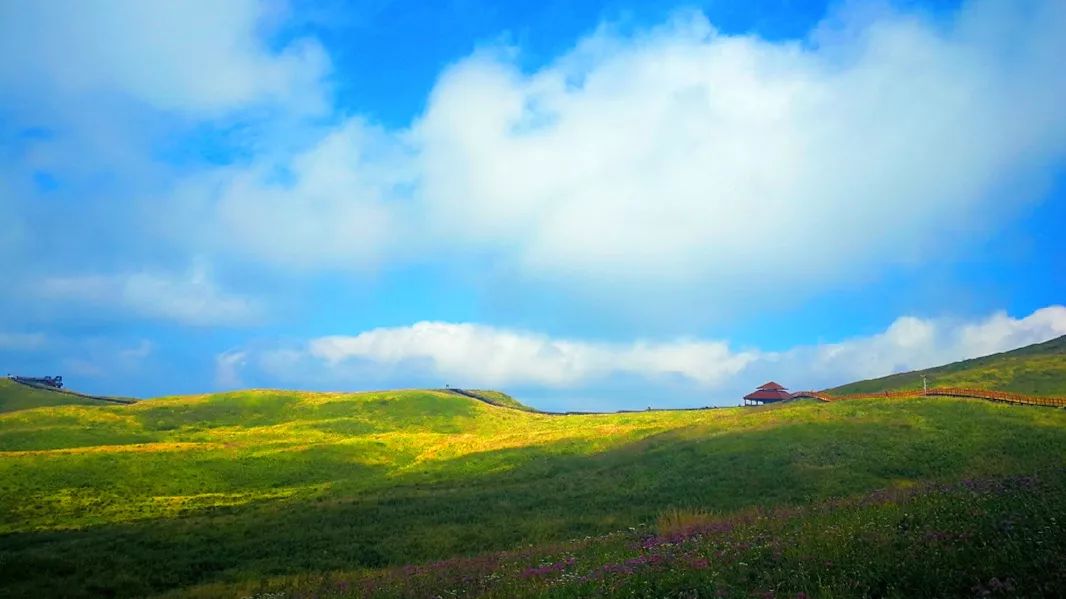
[757,381,787,391]
[743,389,792,401]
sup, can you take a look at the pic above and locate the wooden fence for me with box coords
[927,387,1066,408]
[790,388,1066,408]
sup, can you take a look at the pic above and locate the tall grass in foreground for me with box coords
[655,507,718,538]
[228,470,1066,598]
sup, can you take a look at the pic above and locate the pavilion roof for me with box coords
[743,389,792,401]
[757,381,787,391]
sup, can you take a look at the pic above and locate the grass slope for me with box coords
[2,384,1066,597]
[299,472,1066,599]
[0,379,102,413]
[460,389,536,411]
[828,334,1066,396]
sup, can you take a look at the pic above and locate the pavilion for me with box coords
[743,381,792,406]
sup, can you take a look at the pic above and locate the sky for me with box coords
[1,0,1064,410]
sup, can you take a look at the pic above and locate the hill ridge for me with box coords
[827,334,1066,396]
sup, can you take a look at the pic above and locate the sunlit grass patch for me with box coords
[147,486,315,510]
[655,506,717,537]
[0,440,222,457]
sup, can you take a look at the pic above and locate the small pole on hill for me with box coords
[922,375,928,396]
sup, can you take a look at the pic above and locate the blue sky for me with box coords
[1,0,1064,410]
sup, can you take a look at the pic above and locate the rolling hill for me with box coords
[0,378,103,413]
[0,339,1064,598]
[827,334,1066,396]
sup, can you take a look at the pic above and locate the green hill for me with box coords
[2,389,1065,597]
[0,378,103,413]
[827,334,1066,396]
[447,388,537,411]
[1,339,1065,598]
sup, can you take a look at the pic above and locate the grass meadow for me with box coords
[2,377,1066,597]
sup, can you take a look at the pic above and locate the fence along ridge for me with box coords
[789,387,1066,408]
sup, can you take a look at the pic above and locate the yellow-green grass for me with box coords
[829,334,1066,396]
[0,378,103,413]
[215,472,1066,599]
[2,383,1066,598]
[461,389,537,411]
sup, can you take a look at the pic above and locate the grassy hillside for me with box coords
[2,384,1066,597]
[452,388,537,411]
[0,378,103,413]
[262,472,1066,599]
[828,334,1066,396]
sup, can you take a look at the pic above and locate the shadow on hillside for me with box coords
[4,402,1066,598]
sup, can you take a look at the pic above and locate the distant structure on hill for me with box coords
[8,375,64,389]
[743,381,791,406]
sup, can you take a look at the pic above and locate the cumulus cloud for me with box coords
[5,0,1065,323]
[224,305,1066,409]
[2,1,1063,402]
[309,322,756,387]
[0,0,329,115]
[185,0,1066,300]
[210,119,414,268]
[0,0,333,319]
[37,265,263,326]
[417,0,1065,286]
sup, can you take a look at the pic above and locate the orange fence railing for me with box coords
[789,388,1066,408]
[926,387,1066,408]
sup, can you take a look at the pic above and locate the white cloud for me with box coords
[38,265,263,326]
[0,0,328,115]
[225,305,1066,409]
[956,307,1066,359]
[0,0,334,299]
[210,119,413,268]
[6,0,1063,319]
[174,0,1066,306]
[411,0,1066,288]
[309,321,756,387]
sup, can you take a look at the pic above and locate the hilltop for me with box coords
[442,388,537,411]
[0,378,103,413]
[828,334,1066,396]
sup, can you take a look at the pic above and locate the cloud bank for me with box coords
[223,305,1066,409]
[309,322,756,387]
[197,0,1066,300]
[1,1,1063,404]
[3,0,1065,324]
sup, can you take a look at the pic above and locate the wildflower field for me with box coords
[2,377,1066,597]
[295,473,1066,598]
